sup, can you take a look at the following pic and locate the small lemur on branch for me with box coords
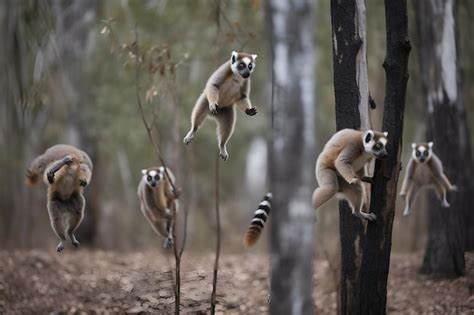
[137,166,179,249]
[26,144,93,252]
[399,142,457,216]
[312,129,389,221]
[183,51,258,161]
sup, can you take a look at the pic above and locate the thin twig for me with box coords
[210,153,221,314]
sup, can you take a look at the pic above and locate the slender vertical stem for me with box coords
[210,153,220,314]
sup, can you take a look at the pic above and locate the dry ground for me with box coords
[0,250,472,314]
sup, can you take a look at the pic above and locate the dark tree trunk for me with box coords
[414,0,472,275]
[358,0,410,313]
[266,0,316,313]
[330,0,371,313]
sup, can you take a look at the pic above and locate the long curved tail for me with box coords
[242,192,272,247]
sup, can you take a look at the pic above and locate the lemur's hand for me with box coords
[245,107,258,116]
[173,187,181,199]
[47,171,55,184]
[63,155,75,164]
[450,185,459,192]
[360,176,374,184]
[348,177,359,185]
[209,103,219,115]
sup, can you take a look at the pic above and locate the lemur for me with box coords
[242,193,272,247]
[138,166,179,249]
[26,145,93,252]
[183,51,258,161]
[312,129,388,221]
[399,142,457,216]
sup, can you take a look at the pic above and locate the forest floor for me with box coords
[0,250,473,314]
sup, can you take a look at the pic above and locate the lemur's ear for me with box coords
[251,54,258,61]
[411,143,417,149]
[231,51,238,64]
[141,169,147,176]
[383,131,388,137]
[428,142,433,148]
[365,130,374,143]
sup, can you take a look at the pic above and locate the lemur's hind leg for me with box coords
[184,94,209,145]
[342,182,376,221]
[48,199,67,252]
[215,106,236,161]
[312,167,338,209]
[434,182,450,208]
[65,193,85,248]
[162,219,174,249]
[403,184,420,216]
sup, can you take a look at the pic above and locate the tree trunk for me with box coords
[414,0,472,275]
[330,0,371,313]
[358,0,410,313]
[266,0,316,313]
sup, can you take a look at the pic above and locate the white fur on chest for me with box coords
[352,152,372,172]
[218,77,244,106]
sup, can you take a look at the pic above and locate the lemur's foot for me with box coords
[56,242,64,252]
[245,107,258,116]
[442,199,450,208]
[219,150,229,161]
[72,240,80,248]
[354,212,376,221]
[163,237,174,249]
[360,176,374,184]
[209,103,219,115]
[450,185,458,192]
[399,192,407,200]
[403,207,411,216]
[183,131,194,145]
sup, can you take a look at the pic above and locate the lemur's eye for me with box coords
[238,63,245,69]
[248,63,253,70]
[147,175,152,181]
[154,175,160,180]
[416,151,421,157]
[423,151,429,156]
[373,143,382,151]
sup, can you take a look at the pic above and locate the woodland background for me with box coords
[0,0,473,313]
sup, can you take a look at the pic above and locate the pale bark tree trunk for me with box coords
[266,0,316,313]
[330,0,371,313]
[414,0,472,275]
[359,0,410,313]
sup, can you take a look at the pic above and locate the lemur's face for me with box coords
[412,142,433,163]
[230,51,257,79]
[141,167,164,188]
[363,130,388,159]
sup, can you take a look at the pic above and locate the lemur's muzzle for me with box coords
[151,182,157,187]
[241,71,250,78]
[419,157,425,163]
[376,150,388,159]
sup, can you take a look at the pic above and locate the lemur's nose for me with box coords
[151,182,157,187]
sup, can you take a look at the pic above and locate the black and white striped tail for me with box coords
[243,192,272,247]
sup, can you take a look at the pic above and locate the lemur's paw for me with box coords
[348,177,359,185]
[365,213,377,221]
[183,133,194,145]
[63,155,75,164]
[450,185,459,192]
[56,242,64,252]
[47,171,55,184]
[209,103,219,115]
[245,107,258,116]
[442,200,450,208]
[79,179,88,187]
[219,151,229,161]
[163,237,174,249]
[72,240,80,248]
[403,208,411,216]
[360,176,373,184]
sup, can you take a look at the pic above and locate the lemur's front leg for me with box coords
[47,155,75,183]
